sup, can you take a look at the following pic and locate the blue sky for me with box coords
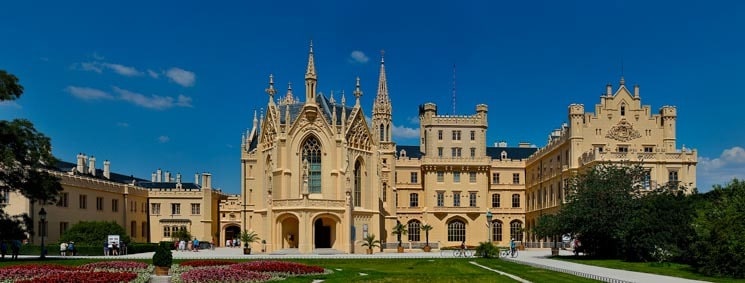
[1,1,743,193]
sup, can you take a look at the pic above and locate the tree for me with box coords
[421,224,433,247]
[392,222,407,247]
[60,221,130,246]
[0,70,63,239]
[690,179,745,278]
[360,234,381,253]
[171,229,193,242]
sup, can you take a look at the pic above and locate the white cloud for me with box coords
[102,63,142,76]
[407,116,420,124]
[166,67,196,87]
[176,95,193,107]
[113,87,174,110]
[79,62,103,73]
[157,136,170,143]
[0,101,22,109]
[349,51,369,64]
[116,122,129,127]
[697,146,745,191]
[392,124,419,139]
[66,86,114,100]
[147,69,160,79]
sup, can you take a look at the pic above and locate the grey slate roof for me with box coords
[393,146,537,161]
[55,161,202,189]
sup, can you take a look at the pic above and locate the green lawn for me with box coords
[554,256,745,283]
[0,257,600,282]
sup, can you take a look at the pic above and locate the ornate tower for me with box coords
[304,41,317,104]
[371,51,397,216]
[372,51,392,143]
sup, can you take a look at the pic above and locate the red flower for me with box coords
[232,260,324,275]
[17,271,137,283]
[180,260,237,267]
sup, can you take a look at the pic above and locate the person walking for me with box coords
[104,240,109,256]
[67,241,75,256]
[509,238,516,257]
[192,238,199,252]
[11,240,20,260]
[60,242,68,256]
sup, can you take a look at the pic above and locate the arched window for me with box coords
[409,193,418,207]
[447,219,466,242]
[354,160,362,207]
[492,194,500,208]
[379,123,385,142]
[512,194,520,208]
[382,183,387,202]
[302,136,322,194]
[621,104,626,116]
[386,124,390,141]
[510,220,523,242]
[408,220,421,242]
[492,220,503,241]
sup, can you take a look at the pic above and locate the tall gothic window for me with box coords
[382,183,387,202]
[354,160,362,207]
[379,124,385,142]
[493,220,503,241]
[408,220,421,242]
[447,219,466,242]
[302,136,322,194]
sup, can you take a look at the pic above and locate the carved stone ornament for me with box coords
[605,119,642,142]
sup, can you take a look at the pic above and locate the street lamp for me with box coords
[486,210,493,242]
[38,207,47,259]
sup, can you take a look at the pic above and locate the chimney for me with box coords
[76,153,84,173]
[151,172,157,182]
[195,173,200,186]
[103,160,110,179]
[156,168,162,182]
[89,156,96,176]
[634,84,640,98]
[606,83,612,96]
[165,171,171,182]
[518,142,531,148]
[82,154,89,174]
[202,172,212,189]
[176,173,182,183]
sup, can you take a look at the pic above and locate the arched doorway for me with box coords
[224,225,241,246]
[314,218,335,249]
[279,214,299,249]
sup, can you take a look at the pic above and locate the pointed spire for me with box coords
[265,74,276,104]
[252,109,258,130]
[281,82,295,105]
[375,50,390,105]
[353,77,362,107]
[305,40,317,80]
[341,90,346,106]
[619,76,626,86]
[329,90,335,104]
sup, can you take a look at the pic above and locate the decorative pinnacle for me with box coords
[619,76,625,86]
[381,49,385,64]
[265,74,276,97]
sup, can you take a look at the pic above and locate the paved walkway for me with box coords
[28,248,711,283]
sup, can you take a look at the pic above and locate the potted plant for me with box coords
[240,230,260,255]
[152,241,172,276]
[421,224,433,252]
[360,234,380,254]
[392,222,407,253]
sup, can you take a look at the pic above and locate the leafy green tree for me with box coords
[60,221,130,246]
[171,229,192,242]
[392,222,407,247]
[690,179,745,278]
[0,70,63,240]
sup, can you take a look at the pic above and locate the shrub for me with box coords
[475,242,499,258]
[60,221,130,246]
[127,242,159,254]
[152,241,173,268]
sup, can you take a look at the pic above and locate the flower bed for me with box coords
[180,267,271,283]
[16,271,137,283]
[232,260,325,275]
[80,261,149,271]
[180,260,237,268]
[0,264,80,282]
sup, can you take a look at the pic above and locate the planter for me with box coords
[366,248,373,254]
[551,247,560,256]
[154,266,170,276]
[243,248,252,255]
[423,245,431,252]
[397,246,404,253]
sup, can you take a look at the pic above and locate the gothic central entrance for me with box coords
[314,218,332,248]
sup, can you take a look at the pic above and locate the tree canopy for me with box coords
[60,221,131,246]
[0,70,63,240]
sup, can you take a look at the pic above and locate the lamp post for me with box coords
[39,207,47,259]
[486,210,493,243]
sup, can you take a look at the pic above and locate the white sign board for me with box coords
[108,235,120,245]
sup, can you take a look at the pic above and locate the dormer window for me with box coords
[621,104,626,116]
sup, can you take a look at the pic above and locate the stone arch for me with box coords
[276,212,300,249]
[311,213,342,250]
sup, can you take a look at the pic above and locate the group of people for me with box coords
[0,240,22,260]
[59,241,76,256]
[226,238,241,248]
[175,238,201,252]
[103,241,125,256]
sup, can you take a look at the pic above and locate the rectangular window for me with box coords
[141,222,147,238]
[669,170,679,184]
[191,203,200,215]
[57,192,69,207]
[131,221,137,238]
[438,130,443,140]
[163,226,171,237]
[79,194,87,209]
[0,189,9,204]
[618,146,629,153]
[512,194,521,208]
[492,173,500,184]
[453,192,461,207]
[453,172,461,183]
[644,146,654,153]
[438,147,443,157]
[492,194,500,208]
[513,173,520,184]
[469,172,477,183]
[410,193,419,207]
[151,203,161,215]
[436,171,444,182]
[437,192,444,207]
[451,147,462,157]
[112,199,118,212]
[96,197,103,211]
[452,130,461,140]
[643,171,651,189]
[469,192,477,207]
[470,130,475,140]
[410,172,418,183]
[470,147,476,158]
[59,222,69,237]
[172,203,181,215]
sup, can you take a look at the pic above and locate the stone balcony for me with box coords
[579,150,698,166]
